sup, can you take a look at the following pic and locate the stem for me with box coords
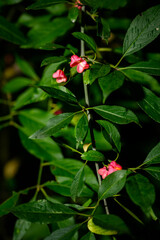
[32,161,43,201]
[81,6,109,215]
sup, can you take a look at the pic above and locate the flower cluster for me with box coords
[98,161,122,179]
[53,55,89,83]
[75,0,83,10]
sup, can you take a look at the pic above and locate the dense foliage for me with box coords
[0,0,160,239]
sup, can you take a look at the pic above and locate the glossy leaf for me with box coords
[81,150,105,162]
[98,170,127,200]
[98,71,124,102]
[88,218,117,235]
[144,166,160,181]
[2,77,32,93]
[0,192,19,217]
[13,219,31,240]
[93,214,129,235]
[123,5,160,56]
[30,113,75,139]
[80,232,96,240]
[44,224,80,240]
[89,64,110,84]
[93,105,139,125]
[143,142,160,166]
[72,32,97,52]
[138,87,160,123]
[0,16,26,45]
[97,120,121,152]
[68,7,79,23]
[39,86,78,105]
[27,0,67,10]
[41,56,67,67]
[70,166,85,201]
[12,200,76,223]
[75,114,88,144]
[126,174,155,214]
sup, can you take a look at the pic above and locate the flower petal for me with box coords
[70,55,82,67]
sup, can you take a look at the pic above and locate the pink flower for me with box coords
[98,161,122,179]
[70,55,89,73]
[75,0,83,10]
[52,70,67,83]
[54,109,63,115]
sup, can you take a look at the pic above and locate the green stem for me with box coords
[32,161,43,201]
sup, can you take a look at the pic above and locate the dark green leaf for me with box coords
[123,5,160,56]
[83,69,90,85]
[13,219,31,240]
[2,77,32,93]
[98,71,124,102]
[143,142,160,166]
[75,114,88,144]
[30,113,75,139]
[138,87,160,123]
[144,166,160,181]
[81,150,105,162]
[93,214,129,235]
[41,56,67,67]
[38,43,65,50]
[70,166,85,201]
[0,16,26,45]
[27,0,67,10]
[81,0,128,10]
[12,200,76,223]
[44,224,80,240]
[98,170,127,200]
[97,120,121,152]
[80,232,96,240]
[0,0,22,6]
[126,174,155,214]
[89,64,110,84]
[68,7,79,23]
[97,18,110,41]
[72,32,97,52]
[0,192,19,217]
[93,105,139,124]
[39,86,78,105]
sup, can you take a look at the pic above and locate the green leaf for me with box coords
[13,219,31,240]
[144,166,160,181]
[121,69,160,93]
[120,60,160,76]
[70,166,85,201]
[12,200,76,223]
[0,0,23,6]
[72,32,97,52]
[41,56,67,67]
[98,170,127,200]
[44,180,72,197]
[81,150,105,162]
[126,174,155,214]
[83,69,90,85]
[39,86,78,105]
[93,214,129,235]
[26,0,67,10]
[89,64,110,84]
[123,5,160,56]
[2,77,32,93]
[143,142,160,166]
[81,0,128,10]
[138,87,160,123]
[0,16,26,45]
[96,120,121,152]
[80,232,96,240]
[37,43,65,50]
[97,18,110,41]
[88,218,117,235]
[0,192,19,217]
[68,7,79,23]
[30,113,75,139]
[44,224,80,240]
[75,114,88,144]
[98,71,124,102]
[93,105,139,125]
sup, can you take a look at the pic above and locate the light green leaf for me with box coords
[41,56,67,67]
[123,5,160,56]
[0,16,26,45]
[98,71,124,102]
[0,192,19,217]
[93,105,139,125]
[138,87,160,123]
[144,166,160,181]
[70,166,85,201]
[89,64,110,84]
[2,77,32,93]
[72,32,97,52]
[81,150,105,162]
[30,113,75,139]
[97,120,121,152]
[26,0,67,10]
[75,114,88,144]
[12,200,76,223]
[68,7,79,23]
[126,174,155,214]
[98,170,127,200]
[88,218,117,235]
[13,219,31,240]
[143,142,160,166]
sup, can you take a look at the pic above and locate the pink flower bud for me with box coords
[98,161,122,179]
[75,0,82,10]
[70,55,89,73]
[98,166,109,179]
[52,69,67,83]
